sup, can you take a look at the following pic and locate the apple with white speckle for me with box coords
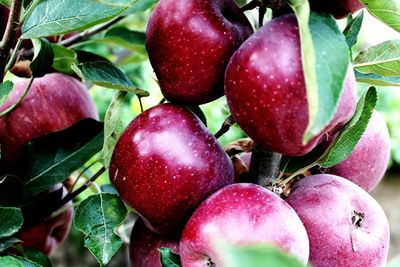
[224,14,357,156]
[286,174,390,267]
[0,73,98,165]
[129,218,180,267]
[180,183,310,266]
[146,0,253,104]
[109,103,234,236]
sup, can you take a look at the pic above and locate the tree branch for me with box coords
[248,144,282,186]
[0,0,23,82]
[59,15,125,47]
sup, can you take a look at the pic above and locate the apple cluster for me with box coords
[0,73,98,255]
[108,0,390,266]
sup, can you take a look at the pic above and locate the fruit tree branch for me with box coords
[59,15,125,47]
[249,144,282,186]
[0,0,23,82]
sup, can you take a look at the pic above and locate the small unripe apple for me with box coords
[0,73,98,164]
[109,104,234,236]
[322,111,391,192]
[18,184,74,256]
[225,14,357,156]
[146,0,253,104]
[309,0,364,19]
[180,183,310,266]
[129,219,180,267]
[286,174,390,267]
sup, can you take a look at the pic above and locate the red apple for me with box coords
[286,174,390,267]
[322,111,391,192]
[309,0,364,19]
[18,184,74,256]
[0,73,98,164]
[129,219,180,267]
[146,0,253,104]
[109,104,234,236]
[180,183,310,266]
[225,14,357,156]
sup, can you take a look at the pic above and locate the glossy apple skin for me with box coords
[129,219,180,267]
[109,104,234,236]
[286,174,390,267]
[0,73,98,164]
[180,183,310,266]
[146,0,253,104]
[324,111,391,192]
[18,185,74,256]
[225,14,357,156]
[309,0,364,19]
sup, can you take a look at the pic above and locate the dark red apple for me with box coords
[180,183,310,265]
[309,0,364,19]
[18,184,74,256]
[109,104,234,236]
[286,174,390,267]
[0,73,98,164]
[146,0,253,104]
[225,14,357,156]
[129,219,180,267]
[323,111,391,192]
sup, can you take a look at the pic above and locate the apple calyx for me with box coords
[352,210,365,229]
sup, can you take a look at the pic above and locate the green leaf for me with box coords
[104,27,146,47]
[21,0,135,39]
[343,11,364,49]
[0,255,41,267]
[22,119,104,197]
[159,248,181,267]
[286,0,318,143]
[355,70,400,86]
[0,0,11,8]
[0,80,13,106]
[360,0,400,32]
[353,39,400,76]
[220,243,305,267]
[317,87,377,167]
[30,39,54,78]
[72,51,149,97]
[74,193,128,266]
[51,44,78,75]
[24,248,52,267]
[0,236,20,252]
[129,0,158,12]
[102,90,128,168]
[305,13,350,143]
[287,5,350,143]
[0,207,23,238]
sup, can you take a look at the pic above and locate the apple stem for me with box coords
[0,0,23,82]
[0,76,34,117]
[55,166,106,212]
[138,96,144,113]
[249,144,282,186]
[214,115,235,139]
[258,5,267,27]
[240,0,263,13]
